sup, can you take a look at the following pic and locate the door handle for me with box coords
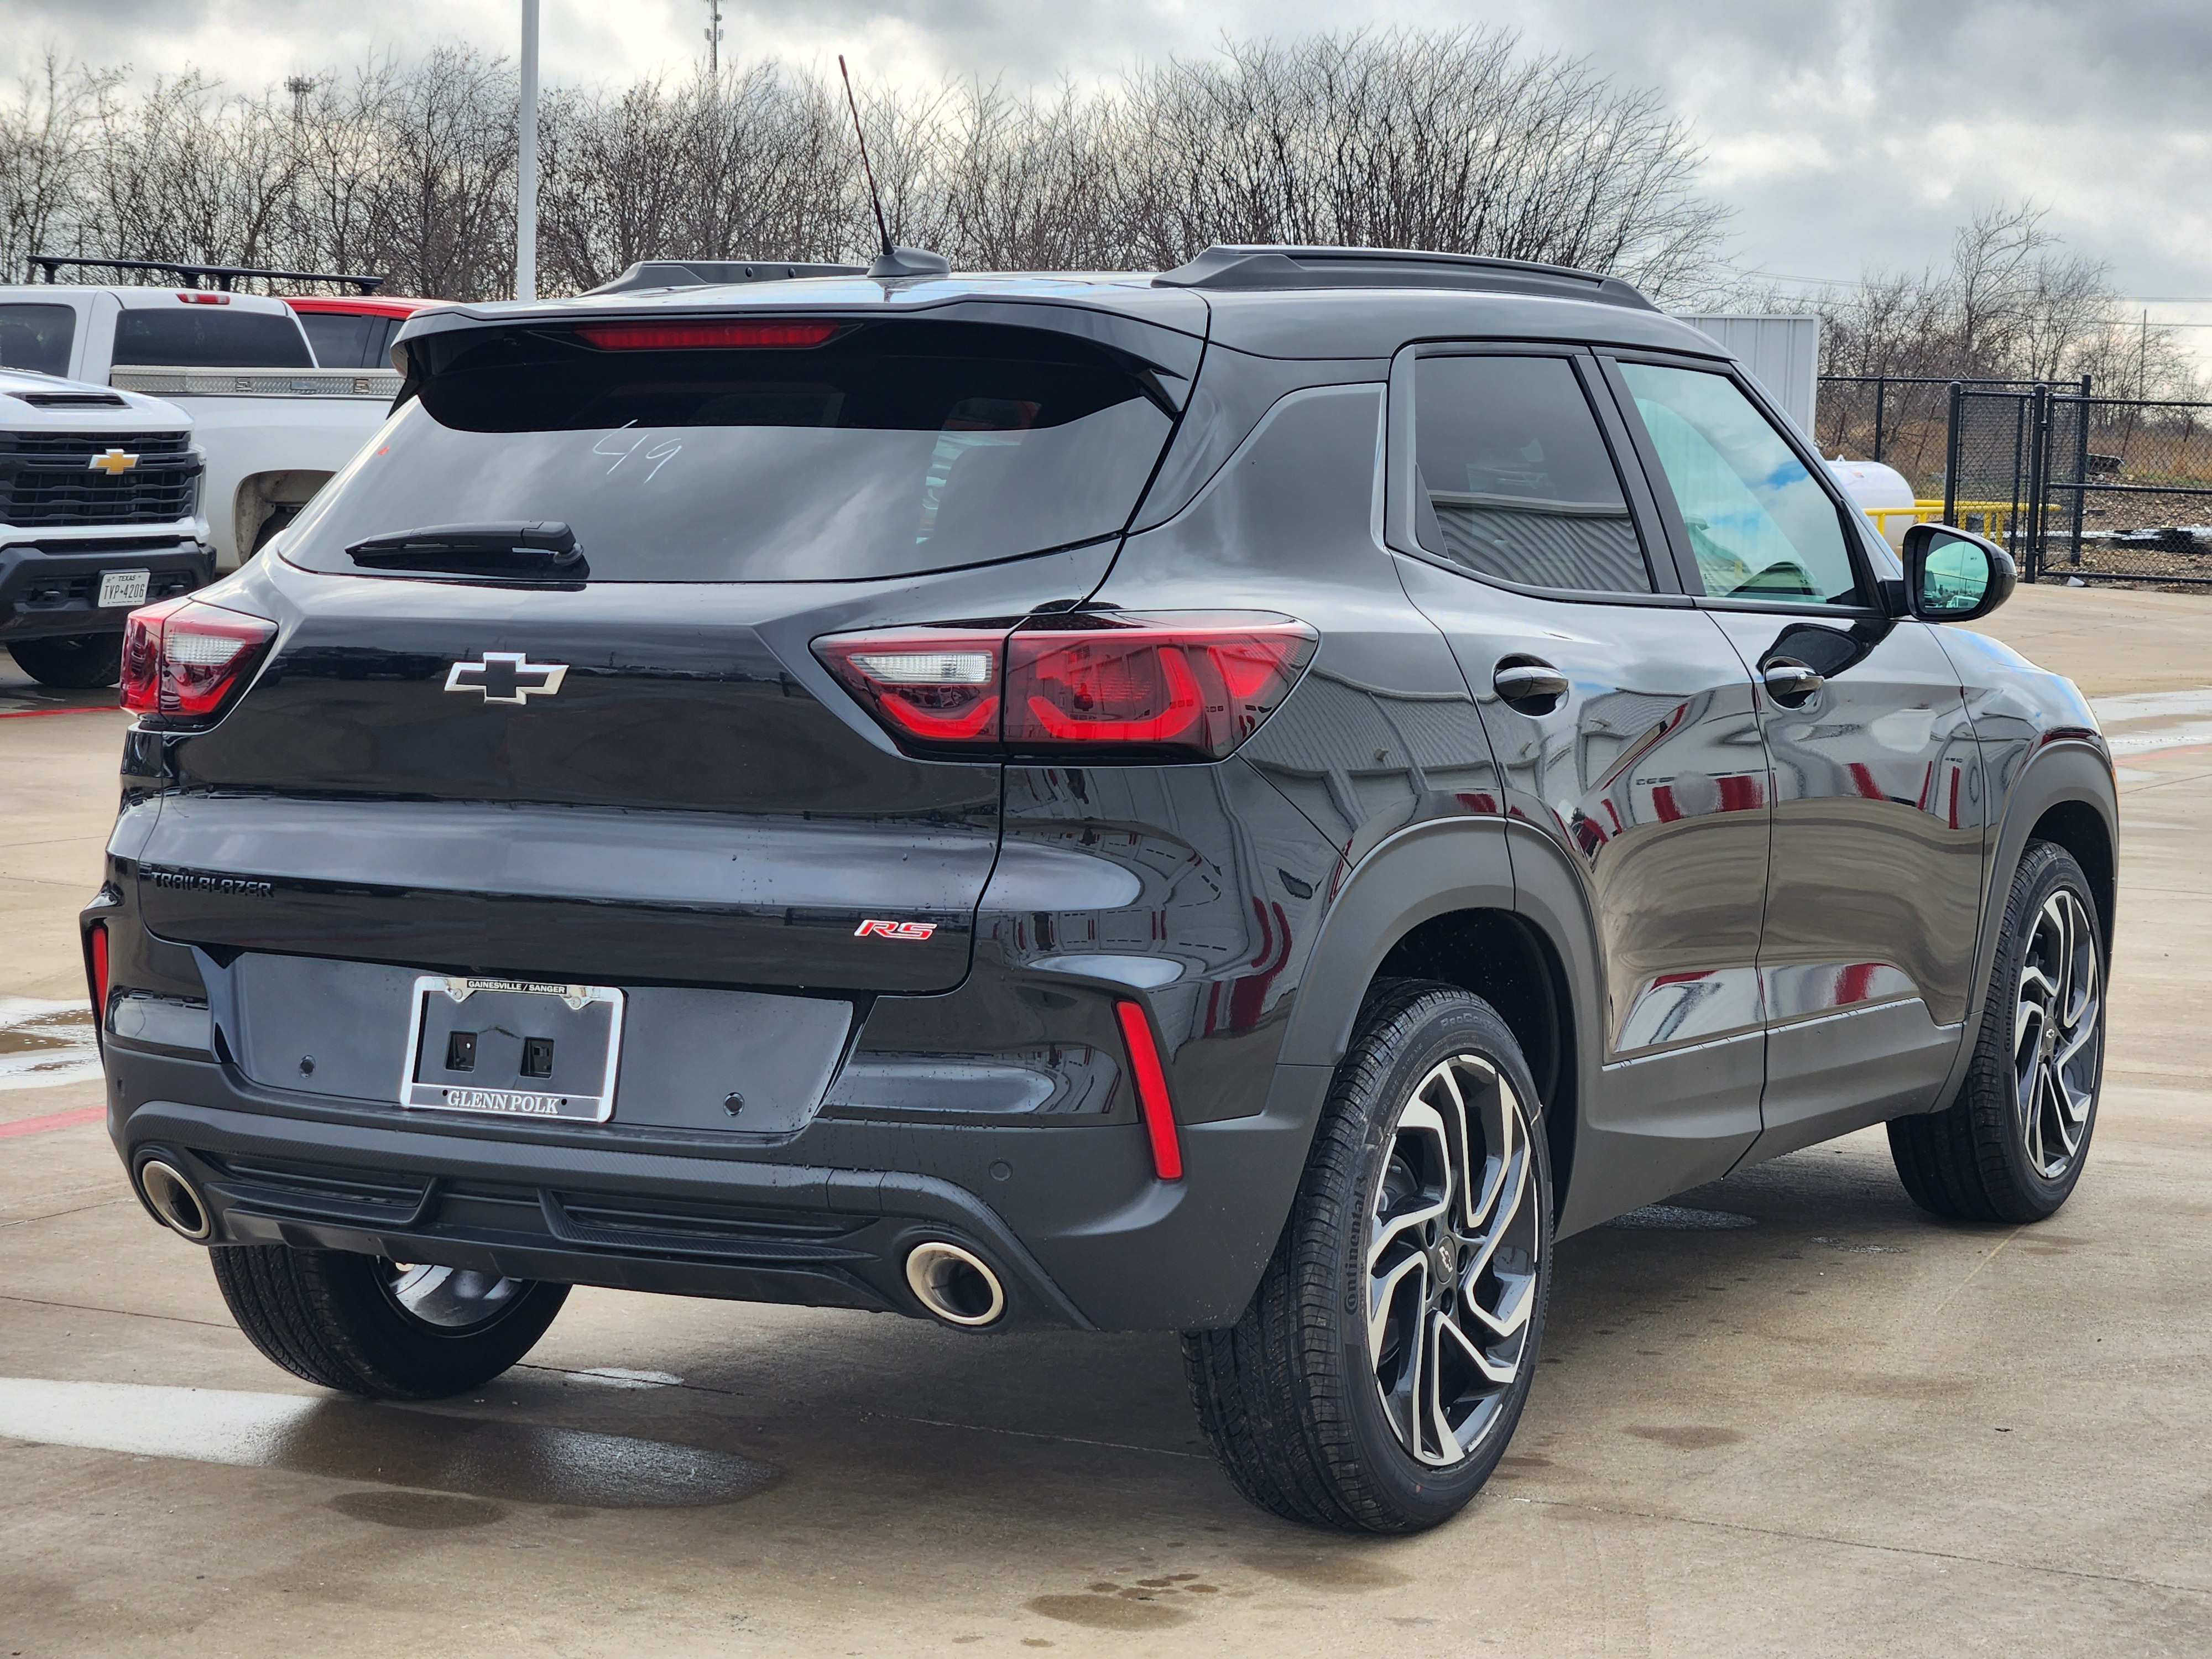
[1493,659,1570,714]
[1761,659,1824,707]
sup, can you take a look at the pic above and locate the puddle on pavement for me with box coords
[0,1000,101,1091]
[2090,688,2212,757]
[0,1378,776,1507]
[1604,1204,1757,1231]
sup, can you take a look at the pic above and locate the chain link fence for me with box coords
[1820,374,2212,585]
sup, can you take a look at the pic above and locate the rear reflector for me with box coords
[87,922,108,1026]
[120,597,277,722]
[572,320,841,351]
[1115,1000,1183,1181]
[813,612,1315,760]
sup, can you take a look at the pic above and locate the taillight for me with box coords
[119,597,277,722]
[813,628,1006,744]
[813,612,1315,760]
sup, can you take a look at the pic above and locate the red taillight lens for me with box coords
[119,597,276,722]
[1006,614,1316,758]
[813,628,1006,744]
[813,613,1315,760]
[573,319,841,351]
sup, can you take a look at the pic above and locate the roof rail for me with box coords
[585,259,869,295]
[27,253,384,294]
[1152,245,1655,310]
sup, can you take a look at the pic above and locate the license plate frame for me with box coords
[398,975,624,1123]
[97,569,150,609]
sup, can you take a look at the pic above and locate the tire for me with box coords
[8,633,123,689]
[209,1245,568,1400]
[1183,981,1552,1533]
[1890,839,2106,1224]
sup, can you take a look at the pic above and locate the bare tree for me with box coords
[0,52,116,281]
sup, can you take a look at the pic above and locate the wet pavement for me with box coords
[3,584,2210,1656]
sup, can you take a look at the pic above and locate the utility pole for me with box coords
[517,0,539,301]
[705,0,724,77]
[284,76,313,124]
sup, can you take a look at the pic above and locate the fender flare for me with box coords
[1275,815,1517,1069]
[1927,738,2118,1110]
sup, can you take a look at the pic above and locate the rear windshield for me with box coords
[283,319,1177,582]
[299,311,397,369]
[112,307,314,369]
[0,303,76,376]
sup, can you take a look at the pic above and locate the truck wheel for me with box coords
[8,633,123,688]
[1890,839,2106,1223]
[210,1245,568,1400]
[1183,982,1552,1532]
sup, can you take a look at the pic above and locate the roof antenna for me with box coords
[838,55,948,281]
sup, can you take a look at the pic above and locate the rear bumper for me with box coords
[0,534,210,639]
[103,1044,1327,1332]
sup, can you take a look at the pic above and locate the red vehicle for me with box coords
[285,295,444,371]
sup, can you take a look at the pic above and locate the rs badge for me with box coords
[854,919,938,940]
[444,652,568,704]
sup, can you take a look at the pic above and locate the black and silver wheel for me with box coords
[1890,839,2106,1223]
[210,1245,568,1400]
[1184,982,1551,1533]
[8,633,123,688]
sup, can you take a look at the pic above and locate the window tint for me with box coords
[112,308,314,369]
[1619,362,1861,606]
[1413,354,1651,593]
[0,304,76,376]
[299,311,385,368]
[284,320,1176,583]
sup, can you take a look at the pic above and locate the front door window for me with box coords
[1619,362,1861,606]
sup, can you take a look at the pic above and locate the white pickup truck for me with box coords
[0,363,210,686]
[1,263,400,570]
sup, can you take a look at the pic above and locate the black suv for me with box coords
[88,246,2116,1533]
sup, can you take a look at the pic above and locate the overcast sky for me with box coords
[6,0,2208,338]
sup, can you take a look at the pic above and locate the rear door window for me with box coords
[1412,353,1654,594]
[284,318,1180,582]
[1616,362,1864,606]
[112,307,314,369]
[298,312,385,368]
[0,304,76,376]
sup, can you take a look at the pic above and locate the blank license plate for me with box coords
[97,569,150,609]
[400,976,624,1122]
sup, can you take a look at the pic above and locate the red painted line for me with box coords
[0,704,119,719]
[0,1104,105,1139]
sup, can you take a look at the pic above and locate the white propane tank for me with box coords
[1825,457,1917,549]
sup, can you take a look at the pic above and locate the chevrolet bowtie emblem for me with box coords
[88,449,139,474]
[444,652,569,704]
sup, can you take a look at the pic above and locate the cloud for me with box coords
[4,0,2206,322]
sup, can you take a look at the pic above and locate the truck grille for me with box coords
[1,431,199,528]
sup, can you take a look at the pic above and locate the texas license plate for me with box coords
[399,977,624,1122]
[97,569,150,609]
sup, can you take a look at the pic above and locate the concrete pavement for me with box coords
[2,582,2207,1657]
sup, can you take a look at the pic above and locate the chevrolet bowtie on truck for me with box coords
[4,258,405,570]
[0,359,207,687]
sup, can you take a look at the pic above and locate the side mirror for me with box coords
[1902,523,2016,623]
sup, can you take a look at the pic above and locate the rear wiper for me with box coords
[345,521,588,579]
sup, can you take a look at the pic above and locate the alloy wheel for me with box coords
[1365,1053,1541,1466]
[378,1261,526,1332]
[2014,888,2101,1181]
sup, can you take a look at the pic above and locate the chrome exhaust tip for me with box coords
[137,1157,212,1242]
[904,1240,1006,1328]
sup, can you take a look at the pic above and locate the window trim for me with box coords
[1382,340,1692,608]
[1594,349,1884,618]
